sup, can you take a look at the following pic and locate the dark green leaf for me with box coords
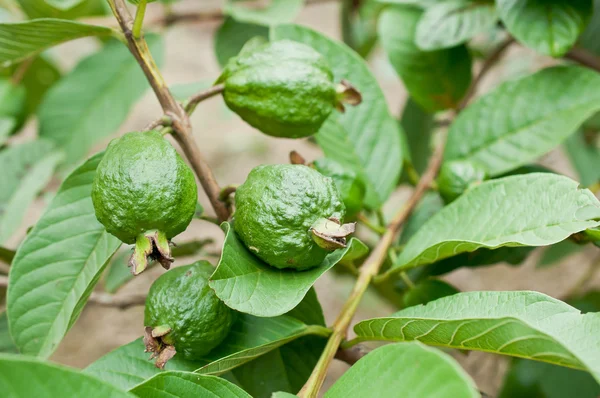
[210,222,367,317]
[38,35,164,165]
[0,246,15,264]
[354,291,600,382]
[563,129,600,187]
[325,342,478,397]
[0,312,17,353]
[225,0,303,26]
[497,0,592,57]
[214,17,269,68]
[538,240,582,268]
[19,55,62,114]
[130,371,251,398]
[400,97,435,175]
[7,152,122,358]
[378,5,472,112]
[445,66,600,177]
[403,279,459,308]
[398,192,444,245]
[0,19,114,65]
[578,0,600,55]
[272,24,403,208]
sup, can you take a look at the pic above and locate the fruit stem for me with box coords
[132,0,147,40]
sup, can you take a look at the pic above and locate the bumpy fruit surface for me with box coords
[313,158,366,219]
[437,160,486,202]
[144,261,235,367]
[0,79,27,134]
[234,164,354,270]
[217,40,337,138]
[92,130,197,274]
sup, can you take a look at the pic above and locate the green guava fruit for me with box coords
[0,79,27,135]
[312,158,366,219]
[144,261,235,368]
[92,130,197,275]
[234,164,355,270]
[437,160,486,202]
[217,39,361,139]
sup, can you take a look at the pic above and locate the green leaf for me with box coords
[500,358,600,398]
[378,5,472,112]
[130,371,251,398]
[497,0,592,57]
[0,355,133,397]
[398,192,444,245]
[578,0,600,55]
[272,24,403,208]
[444,66,600,176]
[325,342,478,398]
[210,222,367,317]
[214,17,269,68]
[38,35,164,165]
[564,128,600,187]
[538,240,582,268]
[225,0,303,26]
[353,291,600,382]
[0,19,114,66]
[416,0,498,50]
[45,0,87,11]
[0,312,17,353]
[400,97,435,175]
[403,279,459,308]
[16,0,108,19]
[7,152,122,358]
[0,246,15,264]
[19,55,62,114]
[386,173,600,275]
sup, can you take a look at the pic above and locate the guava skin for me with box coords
[218,40,337,139]
[234,164,346,270]
[0,79,27,133]
[313,158,366,219]
[144,261,235,359]
[91,130,197,244]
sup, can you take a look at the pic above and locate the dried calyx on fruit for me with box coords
[234,164,356,270]
[143,261,235,368]
[91,130,197,275]
[216,39,361,139]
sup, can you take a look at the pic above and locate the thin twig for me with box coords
[88,292,147,309]
[108,0,230,222]
[184,84,225,113]
[564,47,600,72]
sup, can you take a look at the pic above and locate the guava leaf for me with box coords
[0,313,17,354]
[271,24,403,208]
[324,342,479,398]
[386,173,600,275]
[44,0,87,11]
[225,0,303,26]
[210,222,368,317]
[15,0,108,20]
[378,5,472,112]
[444,66,600,177]
[130,371,251,398]
[564,129,600,187]
[400,98,435,175]
[38,35,164,165]
[402,279,459,308]
[497,0,592,57]
[0,19,114,65]
[7,152,122,358]
[0,355,134,397]
[415,0,498,50]
[214,17,269,68]
[353,291,600,383]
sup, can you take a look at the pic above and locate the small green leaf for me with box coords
[0,19,114,65]
[210,222,367,317]
[0,355,134,397]
[564,128,600,187]
[445,66,600,177]
[497,0,592,57]
[403,279,459,308]
[38,35,164,165]
[378,5,472,112]
[214,17,269,68]
[354,291,600,382]
[325,342,479,398]
[416,0,498,50]
[0,312,17,353]
[7,152,122,358]
[130,371,251,398]
[272,24,403,208]
[225,0,303,26]
[387,173,600,275]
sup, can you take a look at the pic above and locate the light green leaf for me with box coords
[0,19,114,66]
[378,5,472,112]
[445,66,600,177]
[214,17,269,68]
[354,291,600,382]
[0,118,14,145]
[272,393,298,398]
[45,0,87,11]
[0,355,134,397]
[16,0,108,19]
[210,222,367,317]
[7,152,122,358]
[0,312,17,353]
[130,371,251,398]
[564,129,600,187]
[387,173,600,274]
[497,0,592,57]
[416,0,498,50]
[38,35,164,165]
[272,24,402,208]
[225,0,303,26]
[325,342,479,398]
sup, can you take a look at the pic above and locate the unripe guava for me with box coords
[437,160,486,202]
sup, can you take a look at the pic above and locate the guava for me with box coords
[144,261,235,368]
[437,160,486,202]
[312,158,366,219]
[234,164,355,270]
[0,79,27,135]
[92,130,197,275]
[217,39,361,139]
